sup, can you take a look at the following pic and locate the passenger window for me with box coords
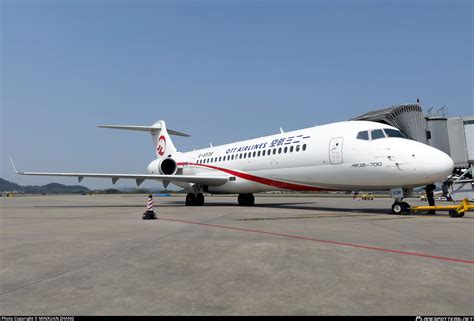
[371,129,385,140]
[290,146,294,152]
[273,149,276,155]
[257,151,261,157]
[296,145,300,152]
[278,148,282,154]
[284,147,288,153]
[253,151,256,157]
[268,149,271,155]
[302,144,307,151]
[357,131,369,140]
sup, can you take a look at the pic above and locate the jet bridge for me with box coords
[352,103,428,144]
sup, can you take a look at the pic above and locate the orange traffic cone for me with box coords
[142,194,157,220]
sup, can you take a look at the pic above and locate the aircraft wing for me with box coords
[10,159,227,187]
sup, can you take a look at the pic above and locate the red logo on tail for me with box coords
[157,135,166,157]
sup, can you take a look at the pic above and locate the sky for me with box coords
[1,0,472,189]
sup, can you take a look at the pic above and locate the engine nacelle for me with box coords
[159,158,177,175]
[147,158,177,175]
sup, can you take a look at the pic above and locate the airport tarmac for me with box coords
[0,194,473,315]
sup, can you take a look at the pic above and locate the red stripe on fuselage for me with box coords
[177,162,329,191]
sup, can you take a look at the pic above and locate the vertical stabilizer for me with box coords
[151,120,177,159]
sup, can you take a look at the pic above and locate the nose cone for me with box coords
[420,146,454,182]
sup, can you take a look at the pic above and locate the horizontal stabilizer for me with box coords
[98,124,191,137]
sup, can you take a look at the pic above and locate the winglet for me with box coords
[9,157,22,174]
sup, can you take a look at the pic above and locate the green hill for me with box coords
[0,178,90,194]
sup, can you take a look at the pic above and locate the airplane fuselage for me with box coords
[147,120,454,194]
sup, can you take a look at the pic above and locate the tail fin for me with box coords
[98,120,190,159]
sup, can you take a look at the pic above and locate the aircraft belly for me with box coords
[177,160,432,194]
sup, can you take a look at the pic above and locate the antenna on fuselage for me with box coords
[280,127,284,134]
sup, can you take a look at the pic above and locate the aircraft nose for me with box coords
[421,146,454,181]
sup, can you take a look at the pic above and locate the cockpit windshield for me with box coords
[356,128,408,141]
[356,131,369,140]
[371,129,385,140]
[383,128,408,138]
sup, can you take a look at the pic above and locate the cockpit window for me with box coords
[371,129,385,140]
[383,128,407,138]
[356,131,369,140]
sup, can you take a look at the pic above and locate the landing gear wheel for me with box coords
[247,194,255,206]
[238,193,255,206]
[401,202,411,215]
[185,193,196,206]
[195,193,205,206]
[391,202,403,215]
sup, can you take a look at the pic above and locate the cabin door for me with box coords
[329,137,344,164]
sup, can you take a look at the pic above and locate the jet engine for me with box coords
[159,158,177,175]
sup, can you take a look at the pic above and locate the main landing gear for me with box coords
[185,192,205,206]
[238,193,255,206]
[185,192,256,206]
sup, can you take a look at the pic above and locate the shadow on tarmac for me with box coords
[31,201,467,218]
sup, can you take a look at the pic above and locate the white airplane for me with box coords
[11,119,454,214]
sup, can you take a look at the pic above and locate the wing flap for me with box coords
[15,172,228,186]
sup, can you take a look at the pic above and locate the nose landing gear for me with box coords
[390,187,412,214]
[391,201,411,215]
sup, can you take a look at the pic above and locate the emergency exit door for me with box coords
[329,137,344,164]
